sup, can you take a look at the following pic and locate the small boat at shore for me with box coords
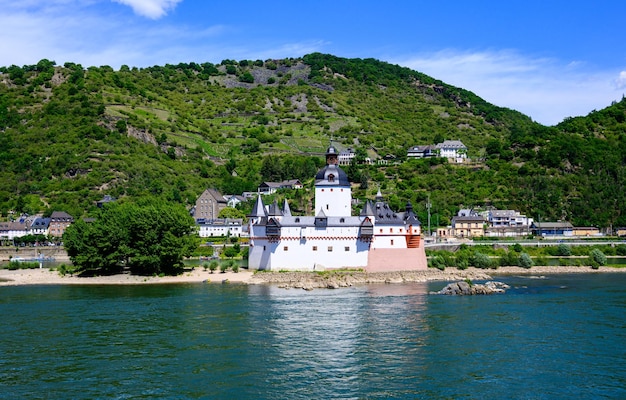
[10,256,56,263]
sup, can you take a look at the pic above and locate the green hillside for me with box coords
[1,54,625,228]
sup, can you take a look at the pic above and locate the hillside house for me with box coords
[435,140,467,163]
[338,148,355,165]
[257,179,303,195]
[96,195,116,208]
[407,140,467,163]
[407,145,436,159]
[226,194,247,208]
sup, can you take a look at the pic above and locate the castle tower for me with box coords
[314,145,352,217]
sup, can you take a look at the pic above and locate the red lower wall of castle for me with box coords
[365,246,428,272]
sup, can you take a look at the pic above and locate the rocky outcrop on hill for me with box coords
[433,281,510,295]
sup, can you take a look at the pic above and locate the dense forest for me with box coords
[0,54,625,228]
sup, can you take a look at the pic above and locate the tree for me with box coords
[556,243,572,256]
[588,249,607,269]
[223,246,238,259]
[218,207,246,221]
[239,72,254,83]
[63,199,197,275]
[518,252,534,269]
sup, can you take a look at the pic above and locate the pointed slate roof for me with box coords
[249,196,267,218]
[403,201,421,225]
[282,199,292,216]
[360,200,376,217]
[267,200,283,217]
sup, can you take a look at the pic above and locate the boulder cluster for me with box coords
[433,281,510,295]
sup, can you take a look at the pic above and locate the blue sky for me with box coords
[1,0,624,125]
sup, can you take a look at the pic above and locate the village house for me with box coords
[572,227,601,237]
[196,218,245,238]
[193,189,228,220]
[450,215,486,238]
[436,209,485,239]
[0,220,28,241]
[49,211,74,238]
[485,209,533,237]
[29,217,51,236]
[531,221,574,237]
[257,179,303,195]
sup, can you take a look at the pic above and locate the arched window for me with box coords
[328,174,335,182]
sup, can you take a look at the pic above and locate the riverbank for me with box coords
[0,268,254,286]
[1,265,624,288]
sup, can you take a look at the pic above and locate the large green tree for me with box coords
[64,199,197,275]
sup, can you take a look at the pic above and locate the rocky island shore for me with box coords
[1,265,623,289]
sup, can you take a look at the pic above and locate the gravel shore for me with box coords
[1,266,623,288]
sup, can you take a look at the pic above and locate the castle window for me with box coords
[328,174,335,182]
[344,246,350,252]
[390,228,393,233]
[328,246,333,252]
[391,240,394,246]
[379,229,383,233]
[326,204,329,210]
[340,218,345,223]
[263,246,266,251]
[312,246,317,251]
[295,218,300,223]
[330,188,333,192]
[283,246,288,251]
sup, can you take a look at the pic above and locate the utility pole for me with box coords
[426,195,432,237]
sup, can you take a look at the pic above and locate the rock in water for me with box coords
[433,281,509,295]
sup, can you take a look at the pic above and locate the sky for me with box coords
[1,0,625,126]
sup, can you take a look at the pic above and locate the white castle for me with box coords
[247,146,428,272]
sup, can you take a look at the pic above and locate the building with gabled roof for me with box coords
[193,188,228,220]
[49,211,74,238]
[247,146,427,272]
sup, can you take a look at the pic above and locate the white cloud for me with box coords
[393,50,625,125]
[112,0,183,19]
[615,71,626,90]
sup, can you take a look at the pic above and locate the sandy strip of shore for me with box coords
[1,265,623,287]
[0,268,254,286]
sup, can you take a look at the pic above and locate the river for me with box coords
[1,274,624,399]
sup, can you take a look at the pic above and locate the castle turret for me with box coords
[314,145,352,217]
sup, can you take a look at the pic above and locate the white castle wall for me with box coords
[315,187,351,216]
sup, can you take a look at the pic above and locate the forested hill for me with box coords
[0,54,625,228]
